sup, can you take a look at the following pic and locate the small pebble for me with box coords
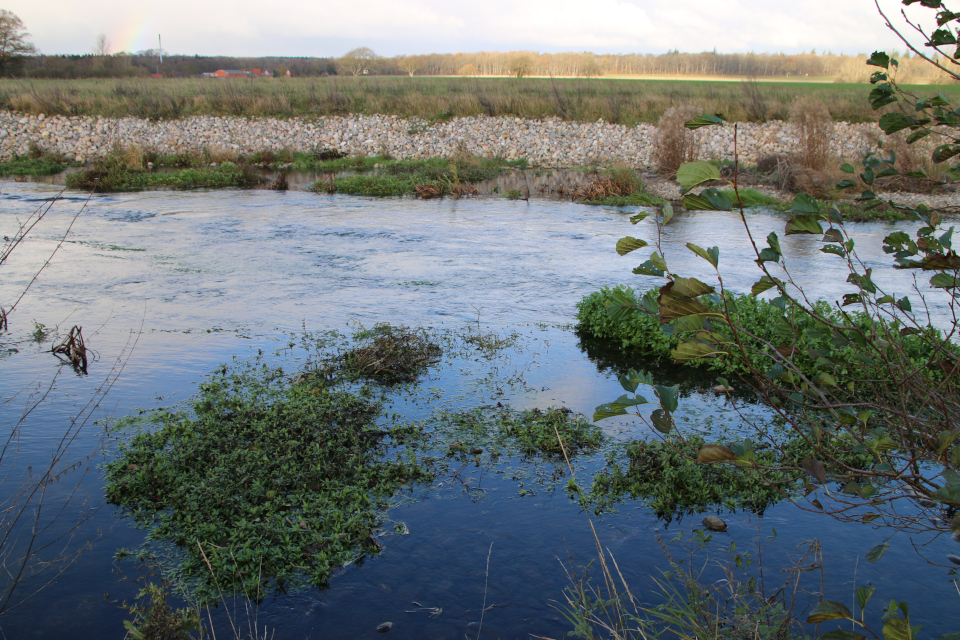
[377,622,393,633]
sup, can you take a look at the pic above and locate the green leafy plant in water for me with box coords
[576,285,958,384]
[440,405,606,461]
[501,407,605,458]
[66,157,252,191]
[30,320,50,343]
[0,156,66,176]
[121,582,200,640]
[583,432,873,521]
[104,356,434,604]
[306,154,514,196]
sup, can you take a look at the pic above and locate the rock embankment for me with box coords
[0,111,890,168]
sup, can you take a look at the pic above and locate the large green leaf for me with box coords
[654,384,680,413]
[807,601,854,624]
[856,586,876,610]
[788,193,821,214]
[879,112,916,135]
[659,297,711,321]
[604,289,639,323]
[686,243,719,268]
[594,394,650,421]
[650,409,672,434]
[751,275,782,295]
[663,277,715,298]
[684,114,725,129]
[616,236,649,256]
[676,161,721,190]
[786,215,825,235]
[881,618,913,640]
[867,51,890,69]
[866,543,889,563]
[697,444,737,463]
[672,341,723,362]
[682,188,733,212]
[930,273,960,288]
[661,202,674,225]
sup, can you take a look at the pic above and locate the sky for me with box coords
[2,0,922,58]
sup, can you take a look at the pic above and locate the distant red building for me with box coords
[212,69,252,78]
[207,69,269,78]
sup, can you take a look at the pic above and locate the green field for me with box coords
[4,76,958,124]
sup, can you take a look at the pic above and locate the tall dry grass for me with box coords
[0,77,955,124]
[653,104,701,175]
[789,97,834,171]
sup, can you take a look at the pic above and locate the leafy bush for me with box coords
[576,284,957,384]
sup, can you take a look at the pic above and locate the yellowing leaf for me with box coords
[697,444,737,463]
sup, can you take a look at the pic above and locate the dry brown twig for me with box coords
[50,325,90,374]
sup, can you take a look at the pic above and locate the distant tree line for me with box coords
[3,48,954,83]
[16,53,338,79]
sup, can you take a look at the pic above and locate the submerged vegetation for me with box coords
[105,353,435,603]
[105,326,606,606]
[584,431,874,520]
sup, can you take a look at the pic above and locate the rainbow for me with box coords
[111,13,157,54]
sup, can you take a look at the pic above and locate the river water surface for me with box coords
[1,182,957,638]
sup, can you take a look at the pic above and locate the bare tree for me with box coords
[92,33,110,57]
[0,10,36,76]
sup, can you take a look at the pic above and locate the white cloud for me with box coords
[0,0,916,57]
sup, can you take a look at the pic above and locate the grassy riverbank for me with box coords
[4,76,958,124]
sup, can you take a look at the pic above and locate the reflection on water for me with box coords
[0,182,956,638]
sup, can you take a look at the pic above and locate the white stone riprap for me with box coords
[0,110,891,167]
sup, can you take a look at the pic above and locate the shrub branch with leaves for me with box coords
[589,2,960,636]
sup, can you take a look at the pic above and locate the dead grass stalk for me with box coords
[653,104,701,175]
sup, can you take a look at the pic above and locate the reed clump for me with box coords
[789,97,834,171]
[653,104,701,175]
